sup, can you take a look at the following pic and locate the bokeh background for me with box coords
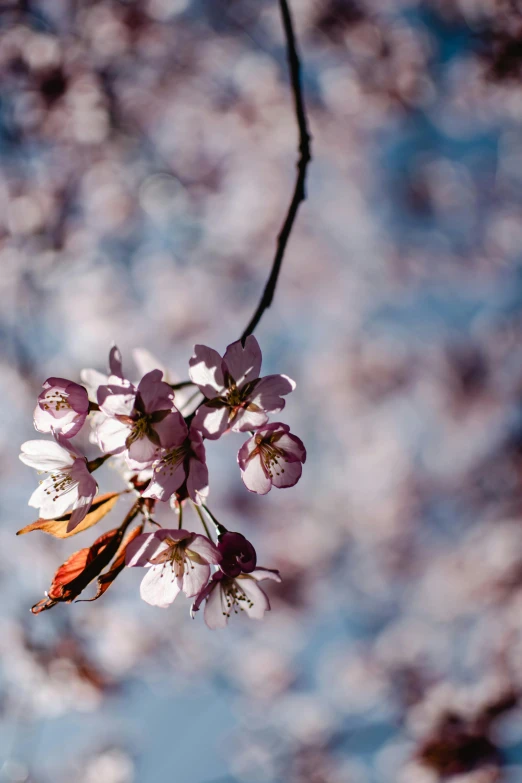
[2,0,522,781]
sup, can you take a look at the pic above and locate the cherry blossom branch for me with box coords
[240,0,311,345]
[170,381,195,390]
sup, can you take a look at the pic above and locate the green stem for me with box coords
[202,504,227,537]
[202,504,220,528]
[194,503,212,539]
[178,501,183,530]
[170,380,195,390]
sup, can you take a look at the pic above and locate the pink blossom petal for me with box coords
[237,577,271,619]
[187,457,209,505]
[98,383,135,417]
[276,432,307,462]
[140,564,181,608]
[126,532,162,567]
[137,370,174,412]
[35,404,87,439]
[248,374,295,412]
[95,417,129,454]
[237,435,257,469]
[222,336,262,388]
[142,460,187,501]
[204,582,229,629]
[109,345,124,377]
[250,568,282,582]
[270,457,302,489]
[188,534,221,564]
[29,479,78,519]
[182,561,210,598]
[155,529,192,543]
[33,404,53,433]
[55,416,86,439]
[231,407,268,433]
[127,436,160,467]
[188,345,225,398]
[192,404,229,440]
[67,487,96,532]
[241,454,272,495]
[188,427,206,462]
[19,440,74,471]
[62,381,90,413]
[190,576,216,616]
[153,411,187,449]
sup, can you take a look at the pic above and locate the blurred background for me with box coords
[2,0,522,781]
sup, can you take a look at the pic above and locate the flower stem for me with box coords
[170,380,195,390]
[178,501,183,530]
[202,504,227,537]
[202,504,220,527]
[194,503,212,539]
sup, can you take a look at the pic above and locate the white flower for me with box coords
[19,434,97,532]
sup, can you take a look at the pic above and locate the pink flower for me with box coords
[33,378,89,439]
[142,425,209,506]
[188,336,295,439]
[126,529,221,607]
[96,369,179,467]
[191,568,281,629]
[238,422,306,494]
[218,531,257,577]
[19,434,97,532]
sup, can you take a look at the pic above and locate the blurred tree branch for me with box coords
[240,0,312,344]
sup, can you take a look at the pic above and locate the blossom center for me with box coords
[127,414,153,444]
[41,391,71,413]
[226,385,245,408]
[222,579,254,617]
[161,443,189,474]
[45,471,74,501]
[254,439,287,479]
[154,539,195,579]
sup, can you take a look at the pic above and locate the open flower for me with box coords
[191,568,281,629]
[96,369,179,467]
[218,531,257,577]
[189,336,295,439]
[34,378,89,439]
[19,435,97,532]
[126,529,221,607]
[142,425,209,505]
[238,422,306,494]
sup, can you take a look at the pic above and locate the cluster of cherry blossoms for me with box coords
[19,337,306,628]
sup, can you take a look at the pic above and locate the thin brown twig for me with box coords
[240,0,312,345]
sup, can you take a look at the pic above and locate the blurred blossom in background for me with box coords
[3,0,522,781]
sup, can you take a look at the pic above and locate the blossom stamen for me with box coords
[41,391,72,412]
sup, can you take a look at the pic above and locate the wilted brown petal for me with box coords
[31,502,141,613]
[17,492,122,539]
[79,523,145,602]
